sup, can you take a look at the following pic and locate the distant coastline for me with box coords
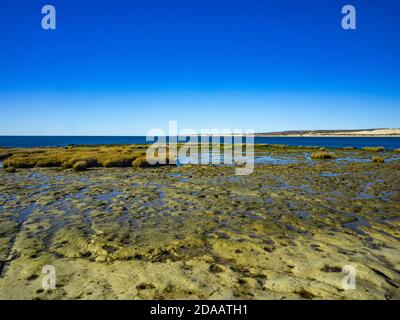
[255,128,400,137]
[191,128,400,137]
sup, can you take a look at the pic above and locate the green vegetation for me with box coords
[4,166,16,173]
[362,147,384,152]
[4,157,37,168]
[36,158,62,167]
[255,144,322,153]
[132,155,151,168]
[395,149,400,153]
[372,156,385,164]
[311,151,335,160]
[0,152,11,160]
[0,145,180,170]
[73,161,88,171]
[102,156,139,167]
[63,158,100,169]
[132,154,176,168]
[2,145,148,169]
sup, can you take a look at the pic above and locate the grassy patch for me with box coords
[73,161,87,171]
[362,147,384,152]
[2,145,149,169]
[4,166,16,173]
[132,156,152,168]
[372,156,385,163]
[132,154,176,168]
[3,157,37,168]
[311,151,336,160]
[36,158,62,168]
[101,156,140,168]
[0,152,11,160]
[254,144,322,153]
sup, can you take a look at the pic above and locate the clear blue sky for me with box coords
[0,0,399,135]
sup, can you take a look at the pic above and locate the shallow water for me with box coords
[254,155,297,165]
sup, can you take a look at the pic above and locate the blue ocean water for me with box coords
[0,136,400,149]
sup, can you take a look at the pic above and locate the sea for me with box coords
[0,136,400,149]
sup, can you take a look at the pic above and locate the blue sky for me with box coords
[0,0,399,135]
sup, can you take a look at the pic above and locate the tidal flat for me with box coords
[0,146,400,300]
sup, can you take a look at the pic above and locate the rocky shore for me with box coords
[0,147,399,299]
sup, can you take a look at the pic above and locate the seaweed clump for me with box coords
[372,156,385,164]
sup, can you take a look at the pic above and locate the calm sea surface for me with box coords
[0,136,400,149]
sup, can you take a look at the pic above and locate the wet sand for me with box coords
[0,149,400,299]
